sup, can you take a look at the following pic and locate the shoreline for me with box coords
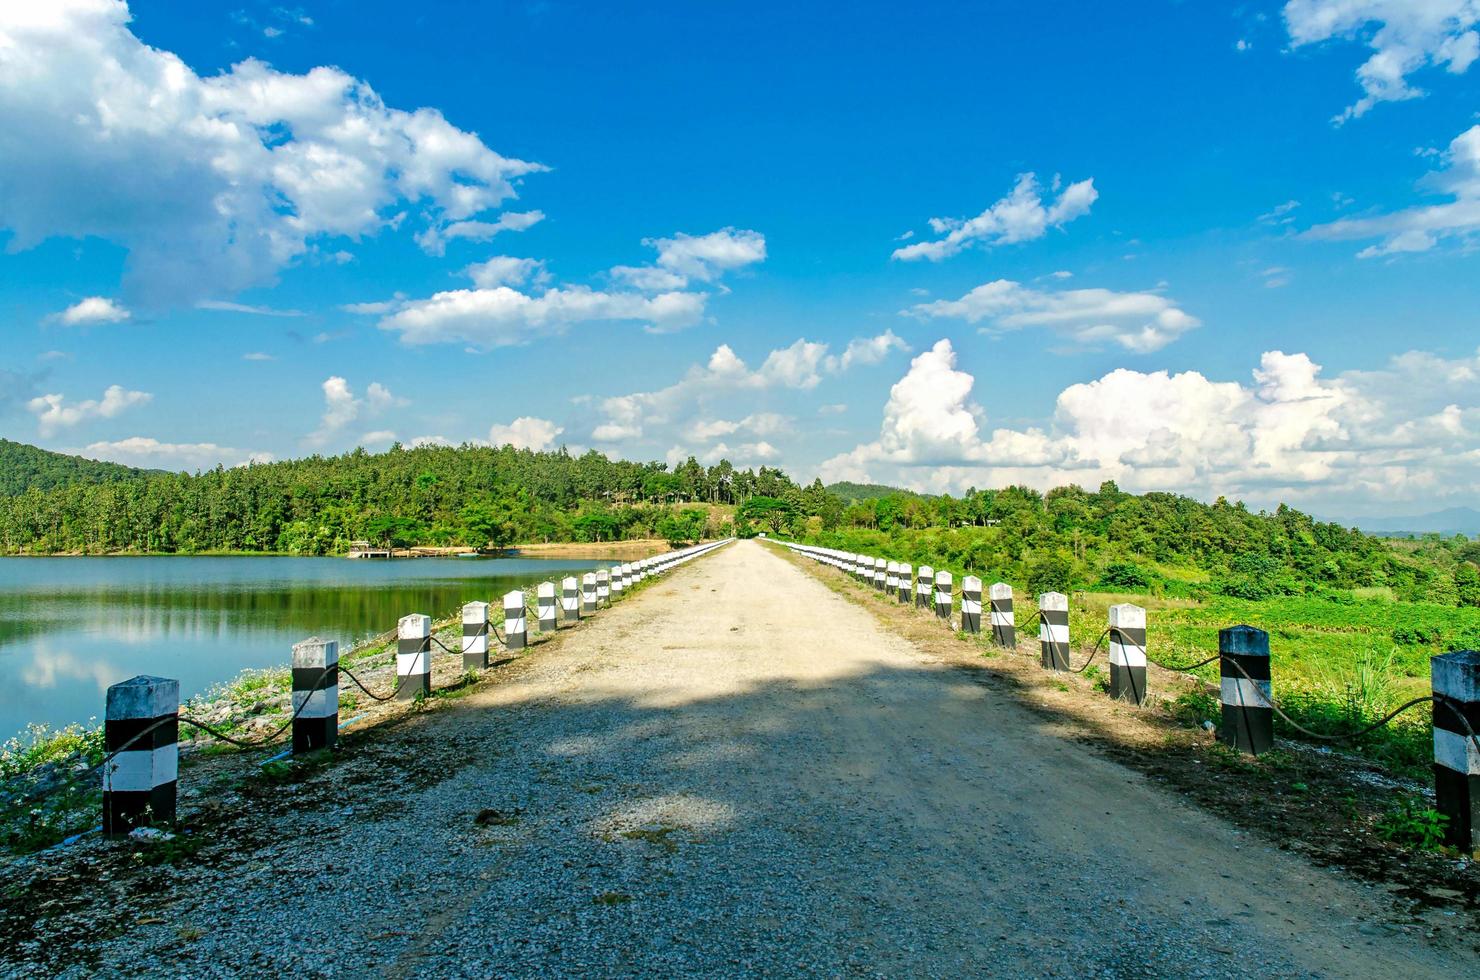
[0,539,684,559]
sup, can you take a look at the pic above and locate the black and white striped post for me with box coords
[397,613,432,700]
[989,583,1015,648]
[934,570,952,621]
[1219,625,1272,755]
[102,675,178,835]
[461,602,490,670]
[291,637,338,753]
[597,568,611,606]
[503,591,527,651]
[917,565,934,610]
[536,583,558,633]
[1432,650,1480,849]
[1107,604,1147,706]
[960,576,982,634]
[898,563,913,604]
[1038,592,1069,671]
[886,561,899,597]
[873,557,887,591]
[581,573,598,615]
[618,563,633,594]
[561,576,581,624]
[854,553,868,582]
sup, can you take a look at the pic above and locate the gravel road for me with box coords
[23,540,1470,977]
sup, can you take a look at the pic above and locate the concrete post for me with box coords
[989,583,1015,648]
[1038,592,1069,671]
[960,576,982,634]
[917,565,934,610]
[291,637,338,754]
[1220,625,1272,755]
[581,573,598,614]
[397,613,432,700]
[461,602,490,670]
[561,576,581,623]
[1107,604,1147,706]
[536,583,558,633]
[874,557,887,591]
[102,675,179,835]
[1432,650,1480,850]
[503,591,527,651]
[596,568,611,606]
[886,561,899,596]
[898,563,913,604]
[934,570,952,621]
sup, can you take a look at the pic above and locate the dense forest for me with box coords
[0,439,160,496]
[1,439,1476,609]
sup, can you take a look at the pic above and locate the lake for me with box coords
[0,555,612,740]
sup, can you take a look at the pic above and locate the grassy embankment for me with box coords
[800,533,1480,778]
[0,565,675,855]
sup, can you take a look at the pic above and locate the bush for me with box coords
[1025,552,1075,597]
[1374,798,1449,851]
[1097,561,1152,591]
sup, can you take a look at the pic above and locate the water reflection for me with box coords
[0,556,610,737]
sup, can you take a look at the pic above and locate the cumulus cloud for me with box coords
[77,436,272,470]
[465,256,549,289]
[892,173,1097,262]
[589,330,908,463]
[415,210,545,256]
[908,279,1199,353]
[487,416,564,451]
[0,1,544,304]
[52,297,129,326]
[1284,0,1480,122]
[612,227,767,287]
[365,227,766,348]
[27,384,151,436]
[304,376,405,447]
[821,337,1480,513]
[1303,123,1480,256]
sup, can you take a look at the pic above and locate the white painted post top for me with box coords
[1038,591,1069,611]
[990,582,1012,600]
[503,590,525,609]
[293,636,338,668]
[1108,603,1146,629]
[462,601,490,621]
[562,576,579,588]
[536,582,556,598]
[934,570,951,585]
[399,613,431,638]
[962,575,982,592]
[106,675,179,719]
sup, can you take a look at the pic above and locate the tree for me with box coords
[738,496,796,535]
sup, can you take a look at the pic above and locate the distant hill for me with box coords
[1345,507,1480,538]
[0,439,159,496]
[826,481,927,503]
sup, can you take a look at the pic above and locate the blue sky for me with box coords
[2,0,1478,519]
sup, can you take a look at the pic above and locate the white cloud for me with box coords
[465,256,548,289]
[908,279,1199,353]
[589,330,907,459]
[377,285,708,348]
[27,384,151,436]
[415,210,545,256]
[304,376,405,446]
[891,173,1097,262]
[0,1,545,304]
[243,351,275,361]
[826,329,911,373]
[53,296,129,326]
[821,337,1480,513]
[78,436,272,470]
[368,227,765,348]
[360,429,397,446]
[1284,0,1480,122]
[609,227,765,294]
[1258,200,1301,225]
[488,416,563,451]
[196,300,304,317]
[1303,123,1480,256]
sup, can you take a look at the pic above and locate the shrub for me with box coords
[1097,561,1152,591]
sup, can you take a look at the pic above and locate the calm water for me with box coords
[0,555,610,739]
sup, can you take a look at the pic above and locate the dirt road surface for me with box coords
[17,540,1470,977]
